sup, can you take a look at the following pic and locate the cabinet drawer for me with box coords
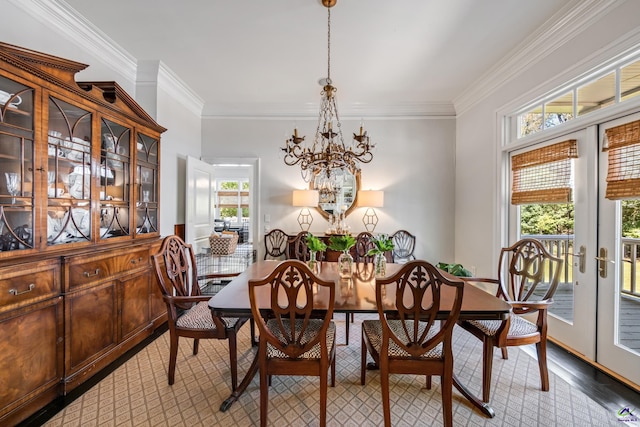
[67,248,149,290]
[0,259,60,311]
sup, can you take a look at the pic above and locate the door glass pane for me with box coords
[47,97,92,245]
[135,133,158,235]
[519,203,574,321]
[100,119,130,239]
[620,199,640,353]
[0,75,35,252]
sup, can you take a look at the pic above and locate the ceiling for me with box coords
[62,0,574,117]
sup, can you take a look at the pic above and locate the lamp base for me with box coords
[362,208,378,232]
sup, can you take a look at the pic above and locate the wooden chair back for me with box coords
[496,238,563,313]
[354,231,375,263]
[264,228,289,260]
[153,235,202,308]
[375,260,464,358]
[249,260,335,359]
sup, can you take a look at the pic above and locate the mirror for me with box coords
[310,170,360,219]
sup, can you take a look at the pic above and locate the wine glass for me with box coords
[5,172,19,204]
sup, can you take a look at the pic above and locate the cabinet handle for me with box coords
[130,257,143,264]
[9,283,35,296]
[83,269,100,278]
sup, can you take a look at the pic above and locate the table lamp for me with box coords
[358,190,384,232]
[292,189,319,231]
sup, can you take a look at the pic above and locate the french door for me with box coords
[512,117,640,387]
[596,114,640,386]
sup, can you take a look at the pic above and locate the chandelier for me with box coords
[281,0,374,182]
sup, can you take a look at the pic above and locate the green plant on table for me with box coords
[306,233,327,252]
[327,234,357,252]
[437,262,473,277]
[366,234,394,256]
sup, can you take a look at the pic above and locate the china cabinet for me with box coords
[0,42,166,425]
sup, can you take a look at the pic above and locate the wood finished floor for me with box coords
[18,321,640,427]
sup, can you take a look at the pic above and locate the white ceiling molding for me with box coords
[201,101,455,119]
[156,61,205,116]
[11,0,137,82]
[453,0,620,116]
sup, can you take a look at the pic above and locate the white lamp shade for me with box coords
[358,190,384,208]
[292,189,319,207]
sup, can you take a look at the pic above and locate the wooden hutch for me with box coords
[0,42,166,425]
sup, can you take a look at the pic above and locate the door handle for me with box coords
[569,245,586,274]
[595,247,614,278]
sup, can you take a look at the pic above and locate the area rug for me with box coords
[43,315,625,426]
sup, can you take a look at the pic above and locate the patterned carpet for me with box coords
[43,315,622,427]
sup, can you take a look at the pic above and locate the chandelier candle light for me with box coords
[281,0,374,182]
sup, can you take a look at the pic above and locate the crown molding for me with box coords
[201,101,455,119]
[453,0,620,116]
[11,0,137,81]
[136,60,204,116]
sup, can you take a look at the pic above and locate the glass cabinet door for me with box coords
[135,133,158,235]
[47,97,92,245]
[99,118,130,240]
[0,75,35,252]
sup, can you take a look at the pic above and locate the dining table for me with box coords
[208,260,511,417]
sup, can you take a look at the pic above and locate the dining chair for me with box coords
[289,230,311,261]
[354,231,375,263]
[263,228,289,260]
[391,229,416,263]
[457,238,563,402]
[361,260,464,427]
[249,260,337,427]
[151,235,249,389]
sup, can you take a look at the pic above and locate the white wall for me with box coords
[202,117,457,262]
[454,0,640,276]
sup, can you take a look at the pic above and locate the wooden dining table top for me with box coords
[208,260,511,321]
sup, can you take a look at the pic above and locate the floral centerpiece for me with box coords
[328,234,357,278]
[367,234,394,277]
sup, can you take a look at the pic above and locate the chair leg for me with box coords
[228,332,238,392]
[193,338,199,355]
[501,347,508,359]
[331,349,336,387]
[380,359,391,427]
[320,361,328,427]
[259,360,269,427]
[168,333,179,385]
[360,331,367,385]
[441,372,453,427]
[536,339,550,391]
[482,337,495,403]
[426,375,432,390]
[345,313,350,345]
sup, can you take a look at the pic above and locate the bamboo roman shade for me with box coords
[217,190,249,208]
[511,139,578,205]
[603,120,640,200]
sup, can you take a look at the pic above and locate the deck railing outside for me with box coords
[524,234,640,299]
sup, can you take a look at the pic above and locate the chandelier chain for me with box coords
[327,6,331,82]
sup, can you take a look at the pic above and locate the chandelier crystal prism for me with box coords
[281,0,374,182]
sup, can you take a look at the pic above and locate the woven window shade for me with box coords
[217,191,250,208]
[604,120,640,200]
[511,139,578,205]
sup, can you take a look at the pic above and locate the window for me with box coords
[216,180,249,225]
[513,54,640,139]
